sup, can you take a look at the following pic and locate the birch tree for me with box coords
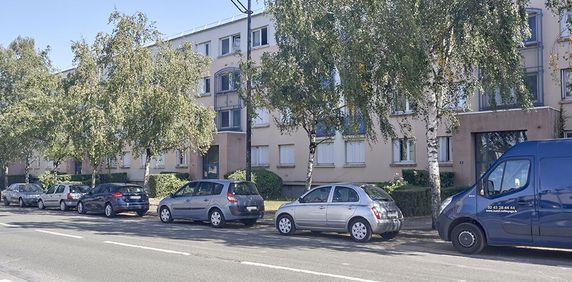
[256,0,345,190]
[335,0,532,227]
[103,12,215,191]
[0,37,58,184]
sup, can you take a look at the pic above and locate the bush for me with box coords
[38,172,73,188]
[402,169,454,188]
[159,171,190,180]
[390,186,468,217]
[225,169,283,200]
[147,174,187,198]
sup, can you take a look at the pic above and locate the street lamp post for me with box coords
[231,0,253,181]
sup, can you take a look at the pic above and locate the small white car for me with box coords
[38,183,91,211]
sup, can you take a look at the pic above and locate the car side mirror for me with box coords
[298,196,304,203]
[169,193,174,198]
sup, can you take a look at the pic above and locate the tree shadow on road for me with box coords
[1,206,572,269]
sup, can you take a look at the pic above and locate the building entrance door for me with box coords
[202,146,219,179]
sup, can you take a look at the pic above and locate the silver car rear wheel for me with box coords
[38,200,45,210]
[60,201,67,211]
[209,209,225,228]
[349,219,372,242]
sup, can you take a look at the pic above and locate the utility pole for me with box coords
[231,0,253,181]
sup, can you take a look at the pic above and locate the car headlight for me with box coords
[439,197,453,214]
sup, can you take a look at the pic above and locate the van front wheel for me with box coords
[451,223,486,254]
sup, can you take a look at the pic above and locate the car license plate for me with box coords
[131,196,141,200]
[246,206,258,212]
[387,211,398,218]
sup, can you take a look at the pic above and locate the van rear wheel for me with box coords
[451,223,486,254]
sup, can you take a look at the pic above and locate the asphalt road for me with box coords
[0,206,571,282]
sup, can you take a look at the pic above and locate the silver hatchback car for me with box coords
[274,183,403,242]
[38,183,91,211]
[158,180,265,228]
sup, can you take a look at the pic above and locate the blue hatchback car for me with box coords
[437,139,572,254]
[77,183,149,218]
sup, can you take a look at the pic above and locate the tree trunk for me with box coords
[305,132,317,191]
[91,166,97,188]
[143,148,152,192]
[3,165,8,190]
[425,89,442,229]
[24,156,30,184]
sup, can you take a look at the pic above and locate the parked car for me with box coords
[77,183,149,217]
[38,183,91,211]
[438,139,572,254]
[158,180,265,228]
[1,183,44,207]
[274,183,403,242]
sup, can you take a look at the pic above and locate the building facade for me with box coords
[8,1,572,189]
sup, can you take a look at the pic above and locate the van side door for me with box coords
[476,158,534,245]
[537,156,572,246]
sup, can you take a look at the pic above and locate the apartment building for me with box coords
[9,1,572,189]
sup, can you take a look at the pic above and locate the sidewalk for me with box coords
[149,199,438,239]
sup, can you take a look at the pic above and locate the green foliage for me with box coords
[225,169,283,200]
[38,171,72,188]
[402,169,454,188]
[147,174,187,198]
[378,173,408,193]
[63,173,128,185]
[390,186,468,217]
[159,172,190,180]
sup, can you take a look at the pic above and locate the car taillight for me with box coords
[67,193,73,200]
[227,192,237,203]
[372,207,382,220]
[112,192,123,198]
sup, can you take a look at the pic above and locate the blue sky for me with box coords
[0,0,265,70]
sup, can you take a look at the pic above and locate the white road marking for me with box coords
[0,223,17,227]
[103,241,190,256]
[241,261,378,282]
[35,230,83,239]
[0,279,14,282]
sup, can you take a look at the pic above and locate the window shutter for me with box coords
[392,140,400,162]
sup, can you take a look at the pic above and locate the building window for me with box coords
[565,131,572,138]
[482,71,541,109]
[140,151,147,168]
[562,69,572,99]
[46,160,54,169]
[121,151,131,168]
[153,154,165,169]
[252,26,268,47]
[392,138,415,163]
[218,71,240,93]
[107,157,118,169]
[317,142,335,166]
[524,13,538,45]
[199,77,211,96]
[220,34,240,56]
[475,131,527,178]
[279,144,295,166]
[253,108,269,127]
[449,87,467,110]
[345,140,365,165]
[392,94,412,114]
[560,10,572,38]
[176,149,188,167]
[525,72,539,102]
[197,41,210,56]
[218,108,241,131]
[438,137,452,163]
[252,146,269,167]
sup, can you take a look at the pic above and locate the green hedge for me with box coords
[402,169,455,188]
[225,169,283,200]
[159,171,190,180]
[0,175,41,190]
[147,174,187,198]
[390,186,468,217]
[61,173,129,186]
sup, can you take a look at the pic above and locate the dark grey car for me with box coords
[1,183,44,207]
[158,180,265,227]
[77,183,149,217]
